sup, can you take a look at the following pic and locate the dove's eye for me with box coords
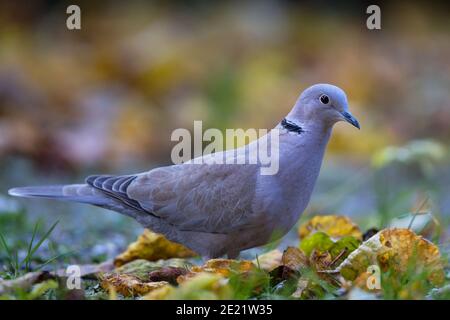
[319,94,330,104]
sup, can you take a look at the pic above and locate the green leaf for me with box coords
[329,236,360,261]
[299,232,334,257]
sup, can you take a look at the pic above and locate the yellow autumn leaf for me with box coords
[181,259,256,281]
[100,259,190,297]
[335,228,445,286]
[144,273,233,300]
[298,215,363,241]
[203,259,255,275]
[114,229,197,267]
[101,274,168,297]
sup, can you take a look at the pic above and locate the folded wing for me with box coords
[127,163,259,234]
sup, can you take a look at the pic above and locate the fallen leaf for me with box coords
[299,232,334,257]
[310,250,333,271]
[101,274,168,297]
[148,267,189,284]
[329,236,361,266]
[100,258,191,297]
[114,229,197,267]
[298,215,363,241]
[335,228,445,286]
[269,249,304,286]
[253,249,283,272]
[144,273,233,300]
[297,230,360,289]
[110,258,190,280]
[191,259,256,277]
[281,247,309,271]
[177,258,257,285]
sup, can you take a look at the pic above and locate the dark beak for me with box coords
[342,111,360,129]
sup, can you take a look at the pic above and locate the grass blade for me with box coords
[24,221,40,271]
[28,220,59,259]
[0,232,16,274]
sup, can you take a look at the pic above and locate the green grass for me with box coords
[0,220,64,280]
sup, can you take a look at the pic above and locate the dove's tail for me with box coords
[8,184,111,206]
[8,182,149,221]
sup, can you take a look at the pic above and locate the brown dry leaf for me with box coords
[309,250,343,286]
[298,215,363,241]
[114,229,197,267]
[268,247,308,286]
[269,265,298,284]
[148,267,189,284]
[253,249,283,272]
[336,228,445,285]
[281,247,309,271]
[110,258,191,279]
[100,258,191,297]
[101,274,168,297]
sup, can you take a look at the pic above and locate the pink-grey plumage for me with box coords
[9,84,359,258]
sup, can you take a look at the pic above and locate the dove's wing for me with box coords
[86,158,259,233]
[86,164,259,233]
[124,162,260,234]
[85,144,264,235]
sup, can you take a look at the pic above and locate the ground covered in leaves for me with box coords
[1,212,449,300]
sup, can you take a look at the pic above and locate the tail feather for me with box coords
[8,184,110,206]
[8,183,152,221]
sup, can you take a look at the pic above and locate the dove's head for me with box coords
[289,83,360,129]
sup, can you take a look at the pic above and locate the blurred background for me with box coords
[0,0,449,266]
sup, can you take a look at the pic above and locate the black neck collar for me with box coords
[281,118,304,134]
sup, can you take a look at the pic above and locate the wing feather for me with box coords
[86,174,150,214]
[127,163,259,234]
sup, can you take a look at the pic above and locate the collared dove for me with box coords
[9,83,360,258]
